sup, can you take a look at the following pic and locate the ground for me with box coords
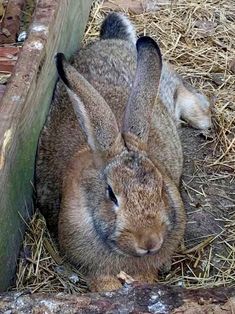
[172,126,235,287]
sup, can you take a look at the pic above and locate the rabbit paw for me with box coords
[89,275,122,292]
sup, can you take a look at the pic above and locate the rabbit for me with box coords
[103,14,212,130]
[160,62,212,130]
[100,13,212,130]
[36,12,186,292]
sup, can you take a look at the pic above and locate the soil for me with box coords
[176,125,235,278]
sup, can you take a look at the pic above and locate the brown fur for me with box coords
[60,149,184,287]
[36,24,185,291]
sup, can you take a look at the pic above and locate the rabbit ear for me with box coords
[122,36,162,151]
[55,53,124,156]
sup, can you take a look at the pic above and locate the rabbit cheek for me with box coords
[188,109,211,130]
[108,220,137,256]
[115,232,138,256]
[93,201,116,248]
[196,107,212,130]
[180,95,211,129]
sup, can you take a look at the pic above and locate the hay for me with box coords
[87,0,235,167]
[14,212,87,293]
[14,0,235,292]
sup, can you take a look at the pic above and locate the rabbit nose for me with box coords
[136,234,163,256]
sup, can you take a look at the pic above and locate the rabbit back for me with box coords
[74,40,183,183]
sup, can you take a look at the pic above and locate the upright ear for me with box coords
[55,53,124,157]
[122,36,162,151]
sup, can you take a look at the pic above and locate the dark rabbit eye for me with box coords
[107,185,118,206]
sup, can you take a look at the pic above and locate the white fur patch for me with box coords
[176,91,211,129]
[118,14,137,45]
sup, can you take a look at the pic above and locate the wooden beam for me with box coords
[0,0,92,291]
[0,283,234,313]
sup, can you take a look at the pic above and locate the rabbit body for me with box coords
[36,14,185,292]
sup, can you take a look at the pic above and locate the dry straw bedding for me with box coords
[14,0,235,293]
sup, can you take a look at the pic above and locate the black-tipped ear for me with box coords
[53,52,123,156]
[55,53,70,88]
[136,36,162,67]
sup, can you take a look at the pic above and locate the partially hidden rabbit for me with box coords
[101,13,212,130]
[160,62,212,130]
[36,13,186,292]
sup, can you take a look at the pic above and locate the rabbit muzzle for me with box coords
[134,233,164,256]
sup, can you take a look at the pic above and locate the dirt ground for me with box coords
[175,126,235,283]
[181,127,234,245]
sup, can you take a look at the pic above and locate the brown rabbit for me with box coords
[36,13,185,292]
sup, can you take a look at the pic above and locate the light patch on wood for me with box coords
[32,24,49,35]
[39,300,58,312]
[11,95,20,102]
[0,128,13,170]
[29,41,44,50]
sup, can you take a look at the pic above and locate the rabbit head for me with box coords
[95,150,173,257]
[176,84,212,130]
[57,37,185,261]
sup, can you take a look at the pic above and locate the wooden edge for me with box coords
[0,0,59,172]
[0,0,92,291]
[0,283,234,313]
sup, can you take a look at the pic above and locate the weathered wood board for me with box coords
[0,283,234,313]
[0,0,92,291]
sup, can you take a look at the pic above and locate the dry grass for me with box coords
[85,0,235,171]
[14,0,235,293]
[14,212,87,293]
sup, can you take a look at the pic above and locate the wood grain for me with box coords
[0,283,234,313]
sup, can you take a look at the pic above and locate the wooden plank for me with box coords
[0,0,93,291]
[0,283,234,313]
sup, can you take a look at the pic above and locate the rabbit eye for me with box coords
[107,185,118,207]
